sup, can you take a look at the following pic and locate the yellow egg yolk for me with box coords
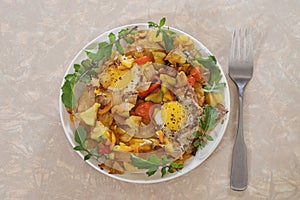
[161,101,187,131]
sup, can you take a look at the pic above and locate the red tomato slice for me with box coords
[187,76,195,86]
[134,102,154,120]
[135,56,152,65]
[190,67,201,81]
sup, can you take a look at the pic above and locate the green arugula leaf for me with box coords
[61,78,76,109]
[83,140,88,149]
[168,168,175,173]
[80,74,91,83]
[86,50,101,62]
[193,131,201,138]
[115,40,124,55]
[161,166,167,177]
[177,163,184,169]
[104,44,113,60]
[162,31,174,52]
[146,167,159,176]
[118,28,130,37]
[130,29,138,35]
[196,55,223,86]
[98,41,109,49]
[203,82,226,93]
[205,134,214,141]
[130,154,160,169]
[148,154,160,165]
[89,42,113,61]
[76,66,85,75]
[108,32,116,43]
[200,105,219,132]
[74,126,87,145]
[159,17,166,27]
[170,163,184,169]
[73,146,85,151]
[64,73,76,81]
[193,139,200,147]
[86,42,108,61]
[118,28,135,44]
[123,36,134,44]
[148,21,158,28]
[86,70,97,76]
[194,139,207,149]
[81,59,91,69]
[74,64,81,72]
[156,29,161,37]
[162,155,170,166]
[84,153,92,161]
[200,140,207,149]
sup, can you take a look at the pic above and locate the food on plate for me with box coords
[61,18,227,177]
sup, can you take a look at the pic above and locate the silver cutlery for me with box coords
[229,28,253,191]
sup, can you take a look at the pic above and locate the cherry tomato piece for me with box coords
[134,102,154,120]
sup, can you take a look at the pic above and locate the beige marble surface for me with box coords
[1,0,300,199]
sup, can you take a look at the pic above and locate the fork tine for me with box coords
[236,28,241,60]
[243,28,247,61]
[229,28,237,64]
[230,27,253,65]
[247,28,253,64]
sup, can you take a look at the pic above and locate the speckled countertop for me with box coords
[1,0,299,199]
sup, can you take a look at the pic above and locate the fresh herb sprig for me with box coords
[86,26,138,61]
[194,55,226,93]
[73,126,103,161]
[61,59,98,109]
[73,125,184,177]
[130,153,184,177]
[193,105,219,148]
[148,17,176,52]
[61,26,138,109]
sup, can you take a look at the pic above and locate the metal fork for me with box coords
[229,28,253,191]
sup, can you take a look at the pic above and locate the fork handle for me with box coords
[230,92,248,191]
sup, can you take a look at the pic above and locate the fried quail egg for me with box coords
[154,101,187,131]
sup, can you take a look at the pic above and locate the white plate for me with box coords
[59,23,230,184]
